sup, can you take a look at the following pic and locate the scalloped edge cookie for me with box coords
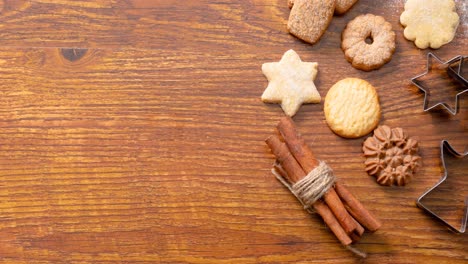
[400,0,459,49]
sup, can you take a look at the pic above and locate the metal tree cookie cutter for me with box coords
[416,140,468,233]
[411,53,468,115]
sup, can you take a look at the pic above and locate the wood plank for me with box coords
[0,0,466,263]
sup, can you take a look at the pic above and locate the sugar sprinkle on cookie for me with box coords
[342,14,396,71]
[335,0,358,15]
[287,0,335,45]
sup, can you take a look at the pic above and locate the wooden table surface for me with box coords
[0,0,466,263]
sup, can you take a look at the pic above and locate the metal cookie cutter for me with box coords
[447,55,468,87]
[416,140,468,233]
[411,53,468,115]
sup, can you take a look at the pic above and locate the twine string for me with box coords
[272,161,368,258]
[273,161,336,213]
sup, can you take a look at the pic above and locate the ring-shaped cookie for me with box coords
[342,14,396,71]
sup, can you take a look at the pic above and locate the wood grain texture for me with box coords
[0,0,466,263]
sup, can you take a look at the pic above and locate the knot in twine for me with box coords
[274,161,336,212]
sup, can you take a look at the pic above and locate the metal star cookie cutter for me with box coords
[447,55,468,87]
[411,53,468,115]
[416,140,468,233]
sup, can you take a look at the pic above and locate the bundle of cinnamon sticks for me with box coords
[266,117,381,247]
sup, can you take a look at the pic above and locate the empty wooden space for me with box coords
[0,0,466,263]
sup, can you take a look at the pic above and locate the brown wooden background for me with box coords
[0,0,466,263]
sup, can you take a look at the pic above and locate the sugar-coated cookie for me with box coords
[335,0,358,15]
[287,0,335,45]
[324,78,380,138]
[342,14,395,71]
[289,0,358,15]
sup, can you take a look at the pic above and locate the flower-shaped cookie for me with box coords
[400,0,459,49]
[363,126,421,186]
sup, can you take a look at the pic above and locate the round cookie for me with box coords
[363,125,421,186]
[324,78,380,138]
[341,14,395,71]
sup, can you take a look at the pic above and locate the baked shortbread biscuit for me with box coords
[324,78,380,138]
[400,0,459,49]
[261,49,321,117]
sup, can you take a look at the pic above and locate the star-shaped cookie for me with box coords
[261,49,321,116]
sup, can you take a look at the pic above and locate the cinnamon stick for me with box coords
[277,117,359,237]
[266,135,353,246]
[349,217,365,242]
[335,182,382,232]
[322,188,360,237]
[313,200,353,246]
[266,136,304,183]
[273,164,289,183]
[277,116,381,233]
